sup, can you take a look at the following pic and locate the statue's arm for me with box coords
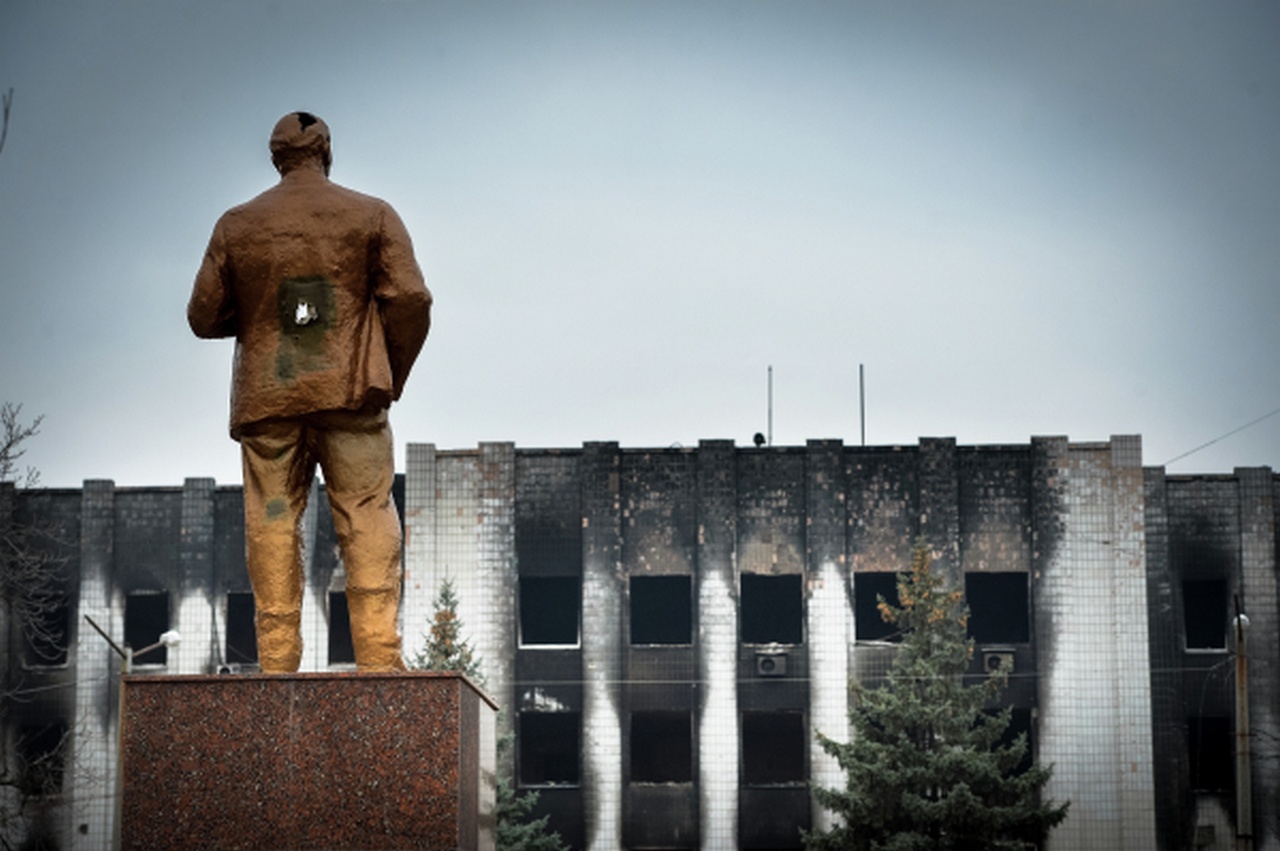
[187,222,238,339]
[374,205,432,400]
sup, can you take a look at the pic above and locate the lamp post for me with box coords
[1233,598,1251,851]
[82,617,181,850]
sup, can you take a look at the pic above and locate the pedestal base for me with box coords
[121,671,496,850]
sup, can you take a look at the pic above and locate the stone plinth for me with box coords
[120,671,497,851]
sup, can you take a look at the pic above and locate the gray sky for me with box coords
[2,1,1277,488]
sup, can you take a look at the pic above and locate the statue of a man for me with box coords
[188,112,432,673]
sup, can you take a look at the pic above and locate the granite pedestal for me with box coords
[120,671,497,851]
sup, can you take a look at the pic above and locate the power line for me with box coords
[1163,403,1280,466]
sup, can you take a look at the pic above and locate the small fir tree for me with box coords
[409,580,568,851]
[411,577,482,682]
[807,541,1068,851]
[493,731,570,851]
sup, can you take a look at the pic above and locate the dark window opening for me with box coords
[519,712,580,786]
[630,575,692,645]
[966,573,1030,644]
[631,711,693,783]
[1188,716,1232,791]
[328,592,355,665]
[225,592,258,665]
[1184,579,1228,650]
[125,592,170,665]
[740,573,803,645]
[23,581,70,666]
[855,573,900,641]
[742,711,806,785]
[520,577,580,646]
[18,720,69,796]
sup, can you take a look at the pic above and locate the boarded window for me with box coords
[966,573,1030,644]
[740,573,803,645]
[854,573,900,641]
[1188,716,1232,791]
[125,592,170,665]
[519,712,580,786]
[225,592,258,665]
[520,577,580,646]
[741,711,806,785]
[631,711,693,783]
[631,576,692,645]
[328,592,355,665]
[1183,579,1228,650]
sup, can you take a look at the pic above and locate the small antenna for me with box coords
[767,365,773,447]
[859,364,866,446]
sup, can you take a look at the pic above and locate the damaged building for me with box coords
[1,435,1277,850]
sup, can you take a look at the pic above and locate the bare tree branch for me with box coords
[0,403,43,487]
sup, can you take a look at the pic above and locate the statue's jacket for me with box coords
[188,168,431,438]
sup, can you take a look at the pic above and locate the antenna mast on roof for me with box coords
[860,364,866,447]
[768,365,773,447]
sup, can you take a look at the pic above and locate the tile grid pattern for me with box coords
[697,441,739,850]
[1040,441,1156,851]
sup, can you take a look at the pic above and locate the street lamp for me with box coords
[1234,600,1251,851]
[81,616,182,849]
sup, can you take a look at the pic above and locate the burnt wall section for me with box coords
[846,447,918,574]
[918,437,960,587]
[958,446,1032,575]
[2,486,81,851]
[619,449,699,848]
[1144,470,1189,851]
[510,449,583,849]
[1153,468,1280,851]
[737,448,805,577]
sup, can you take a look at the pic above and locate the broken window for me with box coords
[328,591,355,665]
[519,712,580,786]
[225,591,258,666]
[520,577,580,646]
[854,573,900,641]
[631,711,693,783]
[125,591,170,665]
[22,578,70,666]
[630,575,692,645]
[1188,716,1232,791]
[1183,579,1228,650]
[965,572,1030,644]
[18,719,69,796]
[740,573,803,645]
[741,711,806,785]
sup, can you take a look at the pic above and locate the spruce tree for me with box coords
[410,580,568,851]
[807,542,1068,851]
[411,577,483,683]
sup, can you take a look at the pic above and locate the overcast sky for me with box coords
[2,1,1277,488]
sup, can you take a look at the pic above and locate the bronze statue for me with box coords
[188,112,432,673]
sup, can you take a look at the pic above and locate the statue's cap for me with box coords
[269,112,331,159]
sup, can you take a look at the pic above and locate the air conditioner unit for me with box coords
[216,663,241,675]
[982,651,1015,676]
[755,652,788,677]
